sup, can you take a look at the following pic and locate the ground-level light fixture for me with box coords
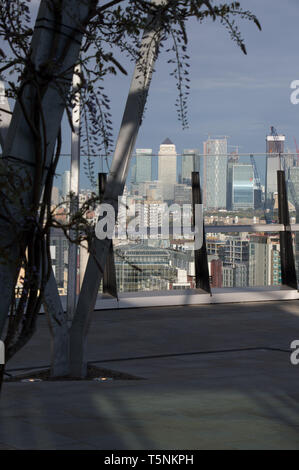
[93,377,114,382]
[21,378,43,383]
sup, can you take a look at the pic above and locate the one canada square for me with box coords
[158,138,177,201]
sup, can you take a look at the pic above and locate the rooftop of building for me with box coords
[161,137,174,145]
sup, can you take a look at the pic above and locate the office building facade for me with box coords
[158,138,177,201]
[249,234,281,287]
[202,138,228,209]
[115,245,177,292]
[134,148,152,183]
[265,134,285,205]
[182,149,199,184]
[231,164,254,210]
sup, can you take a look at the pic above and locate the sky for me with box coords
[73,0,299,188]
[6,0,299,188]
[136,0,299,152]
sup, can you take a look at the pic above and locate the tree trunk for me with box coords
[0,86,71,378]
[44,271,70,377]
[0,0,96,368]
[70,0,165,377]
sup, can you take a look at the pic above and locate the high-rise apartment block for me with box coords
[248,234,281,287]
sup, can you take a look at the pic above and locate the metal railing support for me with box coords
[191,172,211,294]
[98,173,118,299]
[277,170,297,289]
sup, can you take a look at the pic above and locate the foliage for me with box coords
[0,1,261,184]
[0,0,261,384]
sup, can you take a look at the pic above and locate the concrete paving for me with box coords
[1,300,299,449]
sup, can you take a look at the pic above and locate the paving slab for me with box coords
[1,300,299,449]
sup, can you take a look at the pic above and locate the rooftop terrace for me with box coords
[1,300,299,450]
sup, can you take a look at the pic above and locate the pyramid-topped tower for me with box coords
[158,138,177,201]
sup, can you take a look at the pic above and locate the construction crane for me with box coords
[250,154,262,191]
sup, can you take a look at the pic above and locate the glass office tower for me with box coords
[265,134,285,206]
[135,148,152,183]
[182,149,200,185]
[202,138,228,209]
[232,164,254,210]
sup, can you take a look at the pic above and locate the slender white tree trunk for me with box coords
[0,0,95,346]
[0,88,70,378]
[44,270,70,377]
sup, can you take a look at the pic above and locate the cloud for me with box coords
[190,75,288,91]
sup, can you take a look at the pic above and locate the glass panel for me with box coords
[203,151,278,226]
[49,144,299,298]
[112,145,196,293]
[206,231,284,288]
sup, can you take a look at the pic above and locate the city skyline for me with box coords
[54,0,299,191]
[56,131,297,193]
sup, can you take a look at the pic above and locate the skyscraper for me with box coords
[202,138,228,209]
[249,234,281,287]
[134,148,152,183]
[265,133,285,206]
[158,138,177,201]
[226,152,240,210]
[231,164,254,210]
[182,149,199,184]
